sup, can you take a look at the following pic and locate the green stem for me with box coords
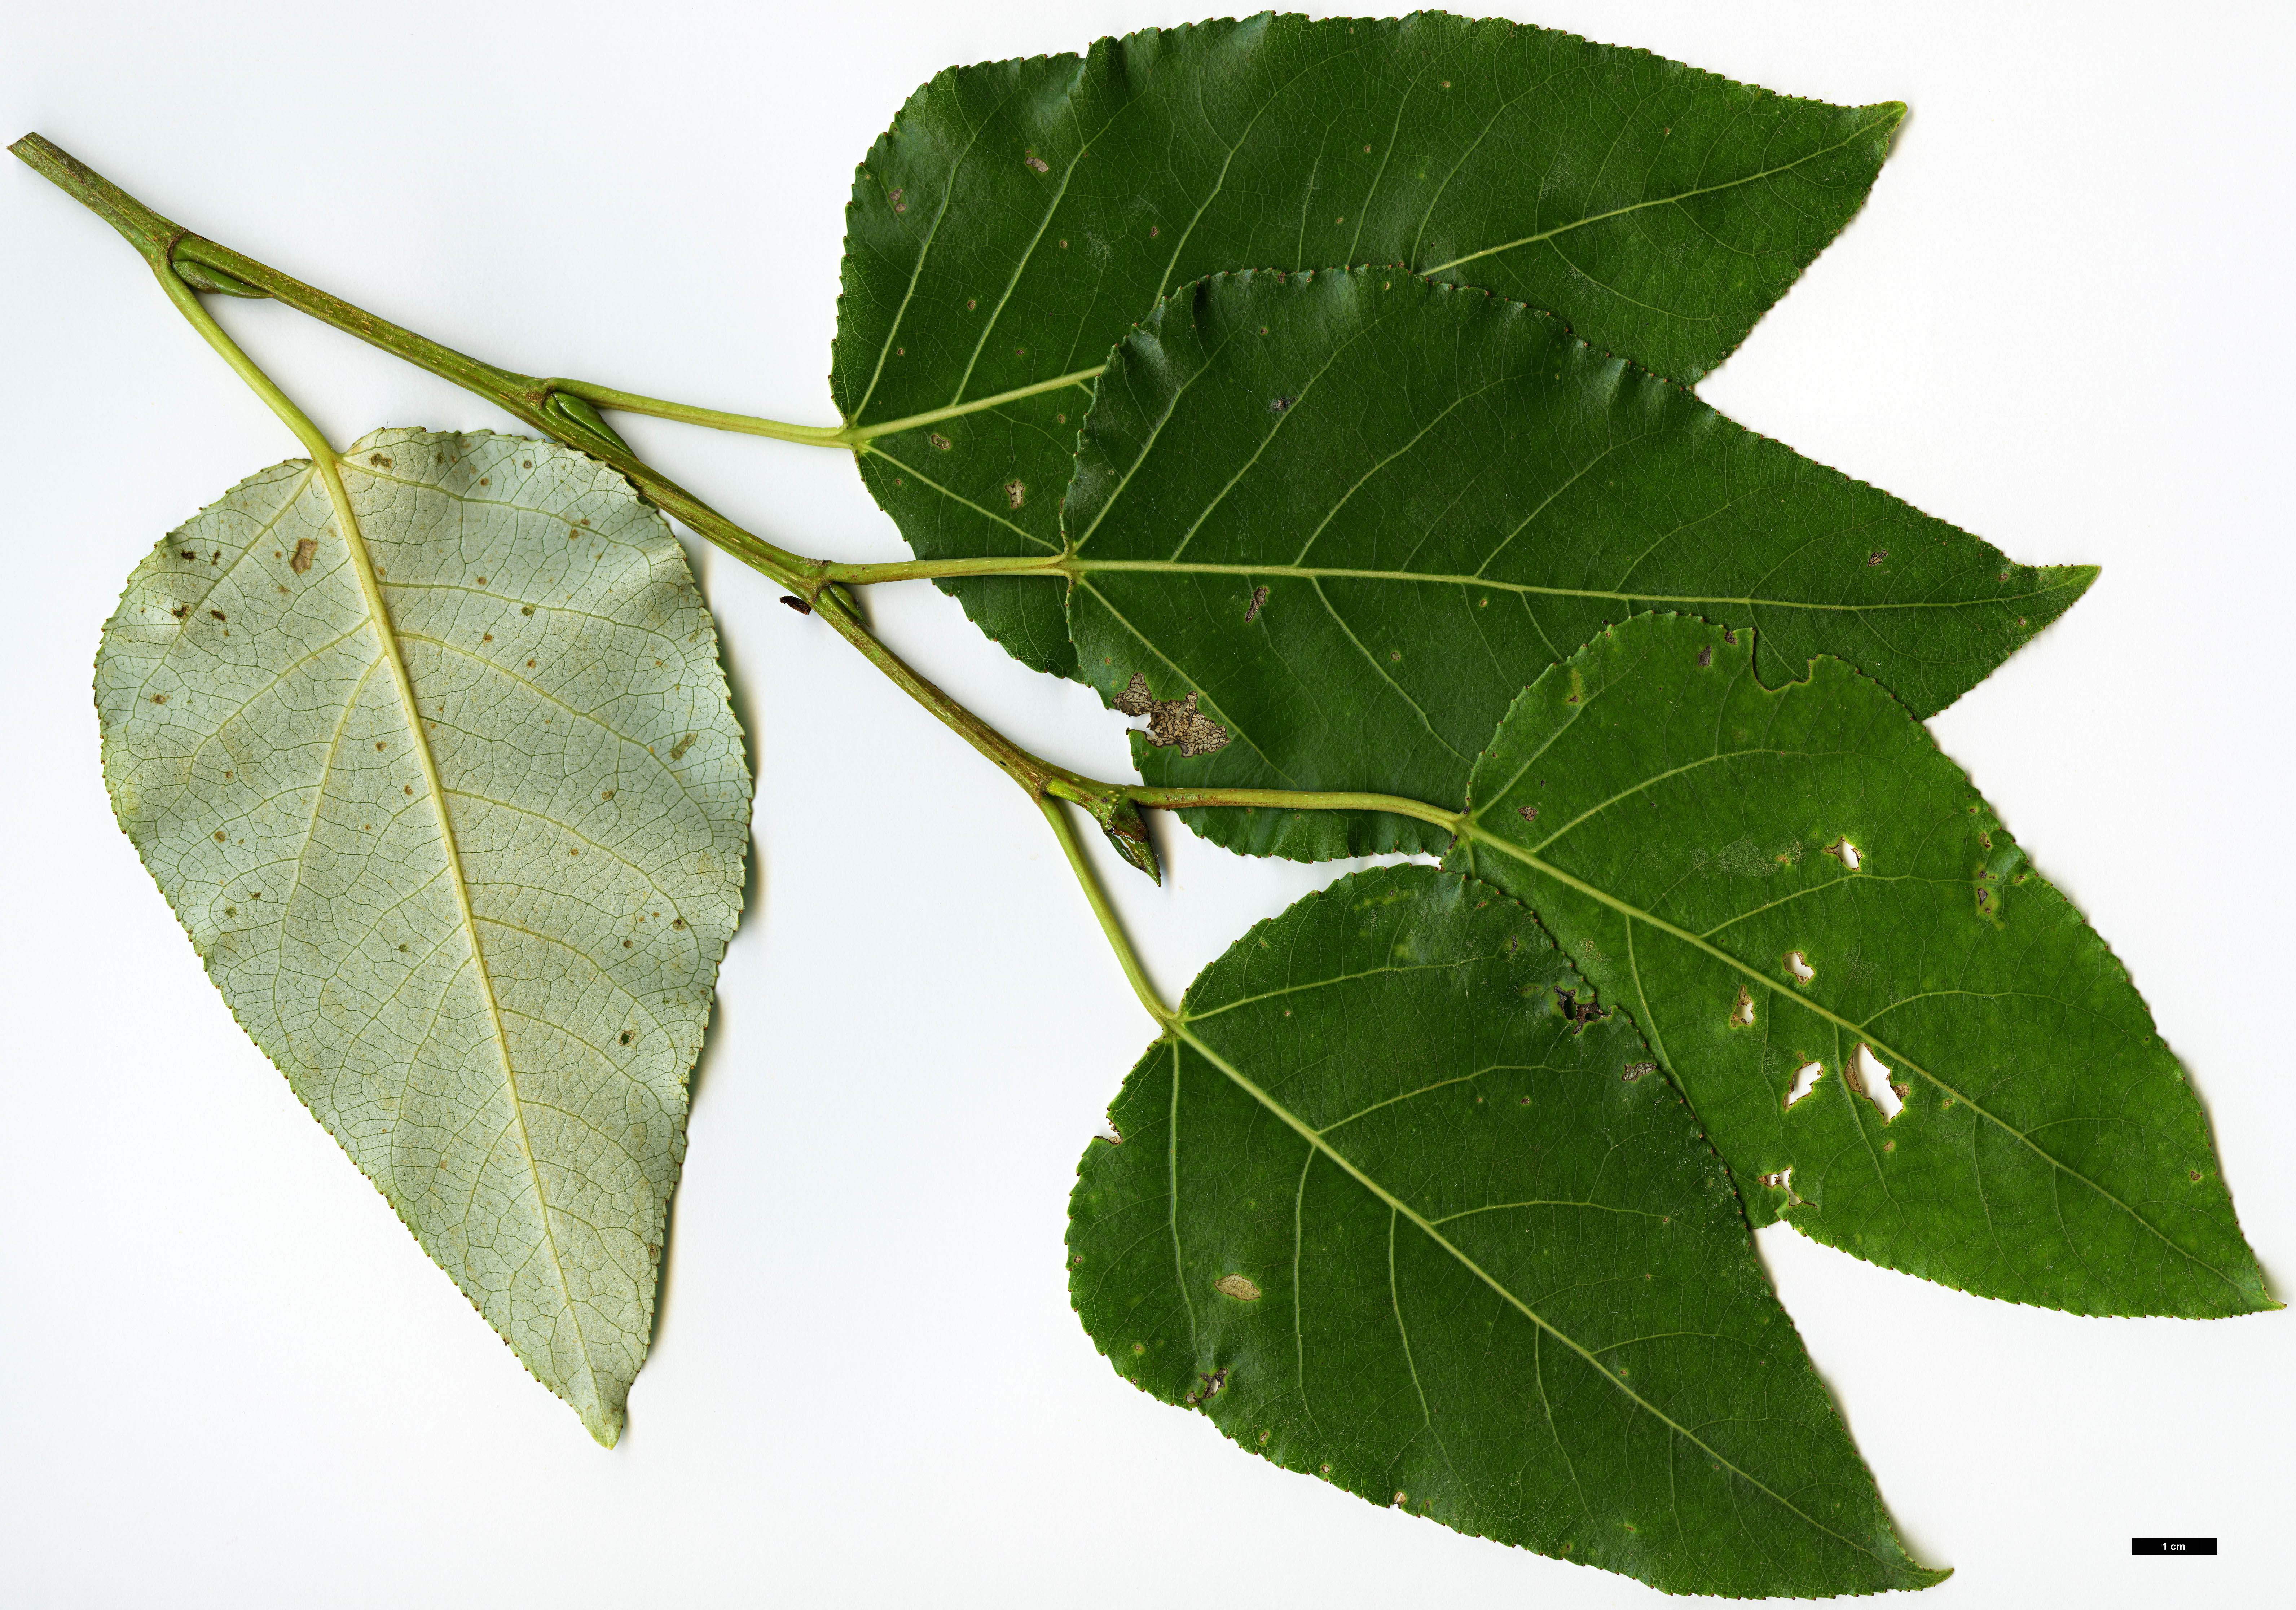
[555,365,1105,451]
[17,133,1464,879]
[1129,787,1463,835]
[821,553,1077,586]
[10,134,818,592]
[551,380,854,449]
[1038,796,1175,1029]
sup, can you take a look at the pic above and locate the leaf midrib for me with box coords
[1072,557,2091,614]
[329,455,603,1413]
[1170,1017,1907,1572]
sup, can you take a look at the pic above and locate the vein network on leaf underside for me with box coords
[1171,1023,1910,1569]
[1456,827,2256,1299]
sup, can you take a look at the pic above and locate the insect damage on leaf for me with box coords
[1113,673,1229,756]
[1449,613,2268,1314]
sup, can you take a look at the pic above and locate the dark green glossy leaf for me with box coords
[1066,269,2090,860]
[1069,865,1944,1597]
[1446,613,2269,1317]
[838,11,1906,675]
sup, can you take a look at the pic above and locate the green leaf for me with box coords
[95,429,752,1443]
[1066,268,2091,860]
[1446,613,2268,1317]
[1069,865,1944,1597]
[837,11,1906,675]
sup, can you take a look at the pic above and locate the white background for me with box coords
[3,3,2290,1605]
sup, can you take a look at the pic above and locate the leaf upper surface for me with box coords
[1448,613,2268,1317]
[1063,269,2089,859]
[838,10,1906,674]
[96,430,752,1442]
[1069,866,1942,1597]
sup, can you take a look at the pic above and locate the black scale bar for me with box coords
[2132,1538,2217,1555]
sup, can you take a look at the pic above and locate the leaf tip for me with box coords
[584,1405,625,1449]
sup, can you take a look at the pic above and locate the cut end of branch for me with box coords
[10,134,180,266]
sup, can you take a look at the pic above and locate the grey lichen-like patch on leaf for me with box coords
[1069,865,1945,1598]
[1447,613,2268,1318]
[1061,269,2090,861]
[837,11,1908,676]
[1111,672,1230,756]
[95,428,753,1443]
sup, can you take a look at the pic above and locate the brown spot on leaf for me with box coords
[290,538,317,573]
[929,432,952,452]
[1245,585,1270,624]
[1112,673,1231,756]
[1695,646,1711,667]
[669,732,698,761]
[1003,479,1026,510]
[1024,154,1049,173]
[1214,1274,1262,1301]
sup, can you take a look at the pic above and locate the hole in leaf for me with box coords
[1728,986,1755,1028]
[1852,1044,1905,1119]
[1785,1060,1823,1109]
[1784,950,1815,983]
[1827,839,1862,871]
